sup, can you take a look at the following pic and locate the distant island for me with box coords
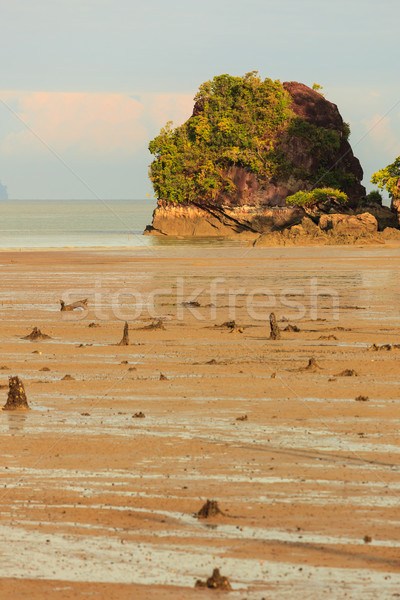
[0,180,8,200]
[145,73,400,244]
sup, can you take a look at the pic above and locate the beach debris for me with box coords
[302,357,321,371]
[88,322,100,328]
[195,568,232,590]
[118,321,130,346]
[182,300,201,307]
[271,372,277,378]
[133,411,145,418]
[355,395,369,402]
[369,343,400,351]
[336,369,358,377]
[128,366,137,371]
[216,320,237,329]
[2,376,29,410]
[319,334,337,341]
[139,319,165,331]
[332,326,351,331]
[81,412,90,416]
[284,324,300,332]
[206,359,218,365]
[236,414,248,421]
[269,312,281,340]
[363,535,372,543]
[215,320,244,333]
[61,374,75,381]
[121,360,129,364]
[159,373,168,380]
[197,500,225,519]
[39,367,50,372]
[60,298,88,312]
[22,327,51,341]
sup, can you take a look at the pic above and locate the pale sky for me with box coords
[0,0,399,200]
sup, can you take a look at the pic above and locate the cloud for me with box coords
[362,114,400,156]
[0,90,193,159]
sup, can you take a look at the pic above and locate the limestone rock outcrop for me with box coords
[146,79,370,237]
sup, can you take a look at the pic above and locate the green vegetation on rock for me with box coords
[148,72,353,204]
[371,157,400,199]
[365,190,383,205]
[286,187,348,208]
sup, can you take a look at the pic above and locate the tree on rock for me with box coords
[286,187,348,209]
[371,156,400,224]
[371,157,400,201]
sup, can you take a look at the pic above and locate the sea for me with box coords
[0,199,242,249]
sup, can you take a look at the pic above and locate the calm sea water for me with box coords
[0,199,155,249]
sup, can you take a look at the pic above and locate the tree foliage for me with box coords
[148,73,353,204]
[365,190,383,205]
[371,156,400,199]
[149,72,292,204]
[286,188,348,208]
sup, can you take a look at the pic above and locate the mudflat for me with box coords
[0,245,400,599]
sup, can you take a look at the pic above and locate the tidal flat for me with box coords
[0,245,400,599]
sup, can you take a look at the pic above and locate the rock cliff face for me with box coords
[145,80,368,237]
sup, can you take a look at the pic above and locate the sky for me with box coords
[0,0,399,200]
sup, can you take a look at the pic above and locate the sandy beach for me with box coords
[1,244,400,599]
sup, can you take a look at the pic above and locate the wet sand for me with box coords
[0,245,400,599]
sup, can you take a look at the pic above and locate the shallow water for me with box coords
[0,199,246,249]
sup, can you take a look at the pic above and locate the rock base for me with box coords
[144,200,304,237]
[252,213,400,246]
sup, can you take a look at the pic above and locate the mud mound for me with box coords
[284,324,300,332]
[61,374,75,381]
[355,395,369,402]
[2,376,29,410]
[319,335,338,340]
[236,414,248,421]
[369,343,400,351]
[139,320,165,331]
[159,373,168,381]
[22,327,51,341]
[133,411,145,418]
[197,499,225,518]
[336,369,358,377]
[301,357,321,371]
[195,568,232,590]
